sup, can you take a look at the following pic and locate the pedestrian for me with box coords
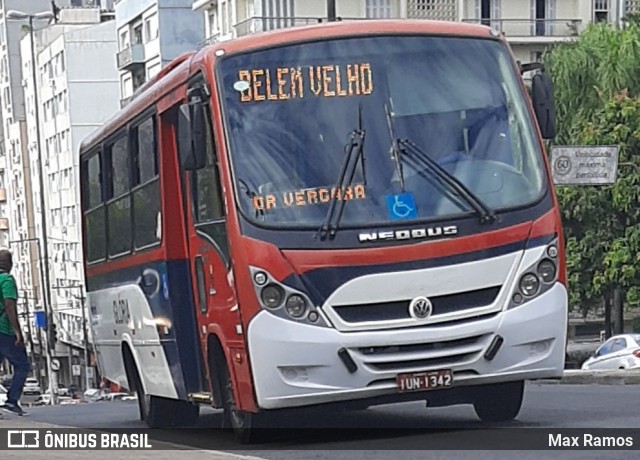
[0,249,29,416]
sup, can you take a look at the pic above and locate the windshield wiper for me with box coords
[385,103,405,192]
[317,106,366,240]
[397,138,497,224]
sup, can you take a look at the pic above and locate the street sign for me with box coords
[550,145,619,185]
[34,311,46,328]
[51,359,60,372]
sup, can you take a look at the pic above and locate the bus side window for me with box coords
[131,115,161,249]
[191,108,224,223]
[105,133,133,257]
[81,150,107,263]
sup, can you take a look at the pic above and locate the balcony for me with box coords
[196,33,221,49]
[234,16,324,38]
[462,18,582,44]
[0,188,5,202]
[116,43,146,71]
[0,218,8,230]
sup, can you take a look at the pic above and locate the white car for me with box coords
[23,378,42,395]
[34,394,77,406]
[581,334,640,370]
[0,384,7,405]
[34,394,52,406]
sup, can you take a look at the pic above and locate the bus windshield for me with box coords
[219,35,546,229]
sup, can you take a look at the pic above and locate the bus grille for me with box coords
[351,334,490,374]
[332,286,501,323]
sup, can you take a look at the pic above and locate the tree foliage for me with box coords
[544,22,640,145]
[560,94,640,311]
[543,23,640,319]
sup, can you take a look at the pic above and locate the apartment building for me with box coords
[0,0,78,378]
[193,0,640,64]
[20,7,119,388]
[115,0,205,105]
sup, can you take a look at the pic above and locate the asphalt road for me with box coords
[7,383,640,459]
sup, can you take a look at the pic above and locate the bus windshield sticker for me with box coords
[252,184,366,211]
[236,63,373,103]
[386,193,418,221]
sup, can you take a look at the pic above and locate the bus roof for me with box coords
[79,19,495,155]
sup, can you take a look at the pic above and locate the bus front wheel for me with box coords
[221,365,265,444]
[472,380,524,422]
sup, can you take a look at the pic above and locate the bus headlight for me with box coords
[261,284,284,309]
[249,266,330,327]
[537,259,556,283]
[509,238,560,309]
[285,295,308,318]
[519,273,540,297]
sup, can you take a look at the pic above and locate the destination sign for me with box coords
[234,63,374,103]
[252,184,367,210]
[550,145,619,185]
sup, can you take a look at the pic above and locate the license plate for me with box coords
[396,369,453,393]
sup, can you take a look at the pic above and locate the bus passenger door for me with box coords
[176,77,239,404]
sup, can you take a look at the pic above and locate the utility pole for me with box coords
[79,289,90,391]
[328,0,337,22]
[20,298,41,387]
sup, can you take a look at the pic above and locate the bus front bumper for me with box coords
[247,283,567,410]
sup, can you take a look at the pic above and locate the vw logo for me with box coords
[409,296,433,320]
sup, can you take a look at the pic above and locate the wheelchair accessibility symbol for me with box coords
[386,193,418,221]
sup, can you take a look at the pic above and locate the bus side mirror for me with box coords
[531,73,556,140]
[178,103,207,170]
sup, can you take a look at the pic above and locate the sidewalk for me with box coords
[0,417,262,460]
[535,369,640,385]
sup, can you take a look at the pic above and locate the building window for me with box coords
[120,30,129,49]
[207,9,218,38]
[122,74,133,98]
[3,86,10,109]
[366,0,392,18]
[144,13,158,42]
[133,23,143,45]
[147,63,161,80]
[132,70,146,92]
[221,1,230,36]
[594,0,609,22]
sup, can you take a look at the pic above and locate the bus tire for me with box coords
[220,363,265,444]
[473,380,524,423]
[173,399,200,427]
[124,347,198,428]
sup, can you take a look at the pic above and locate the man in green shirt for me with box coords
[0,249,29,416]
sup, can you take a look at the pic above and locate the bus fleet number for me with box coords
[113,299,131,325]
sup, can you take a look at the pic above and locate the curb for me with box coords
[534,370,640,385]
